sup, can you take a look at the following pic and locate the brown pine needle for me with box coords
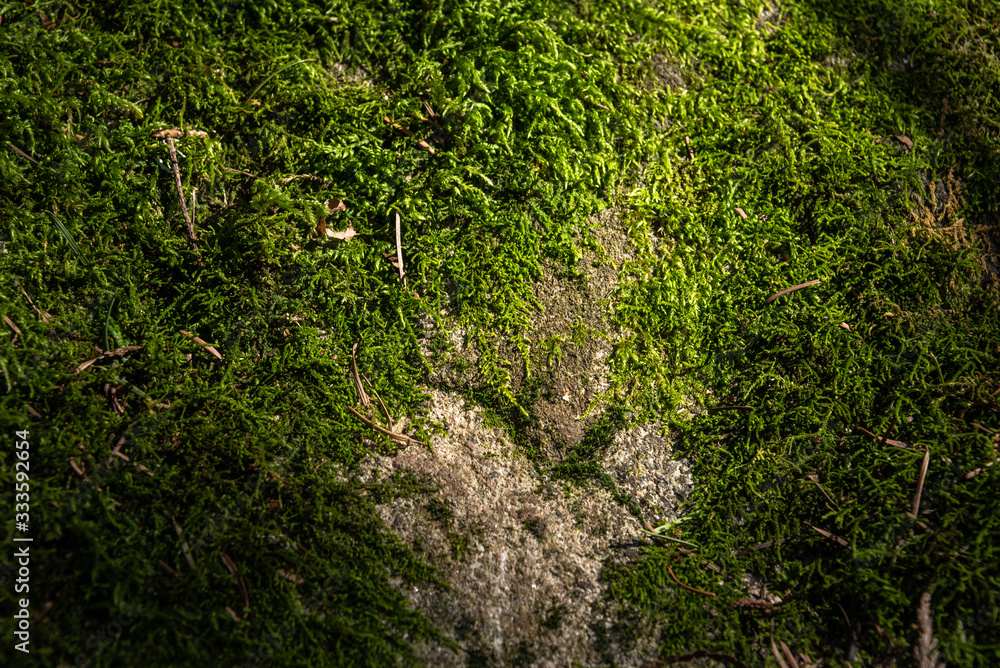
[172,516,196,569]
[779,639,800,668]
[856,425,910,449]
[910,446,931,519]
[351,341,371,408]
[361,373,394,430]
[7,141,39,164]
[347,406,425,447]
[394,211,406,287]
[766,278,823,304]
[665,563,716,597]
[803,520,850,547]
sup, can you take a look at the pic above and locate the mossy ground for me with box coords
[1,0,999,666]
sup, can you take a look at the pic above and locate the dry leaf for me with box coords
[735,207,748,220]
[839,322,852,331]
[151,128,208,139]
[277,569,304,584]
[69,457,85,476]
[3,315,20,336]
[26,405,41,418]
[896,134,914,150]
[324,198,346,213]
[323,225,357,241]
[75,357,100,374]
[179,330,223,360]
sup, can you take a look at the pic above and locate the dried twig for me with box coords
[766,279,823,304]
[166,137,204,264]
[665,563,716,597]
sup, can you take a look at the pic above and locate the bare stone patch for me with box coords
[643,53,687,92]
[602,422,695,524]
[348,389,663,667]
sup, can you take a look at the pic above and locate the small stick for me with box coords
[684,136,694,160]
[166,138,204,265]
[910,446,931,518]
[665,563,716,597]
[766,278,823,304]
[394,211,407,288]
[167,138,194,235]
[7,142,39,165]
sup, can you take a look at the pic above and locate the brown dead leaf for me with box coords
[69,457,85,476]
[324,198,346,214]
[26,405,41,418]
[4,314,20,341]
[839,322,852,332]
[277,569,304,584]
[151,128,209,139]
[896,134,914,150]
[75,357,101,374]
[735,207,748,220]
[321,225,357,241]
